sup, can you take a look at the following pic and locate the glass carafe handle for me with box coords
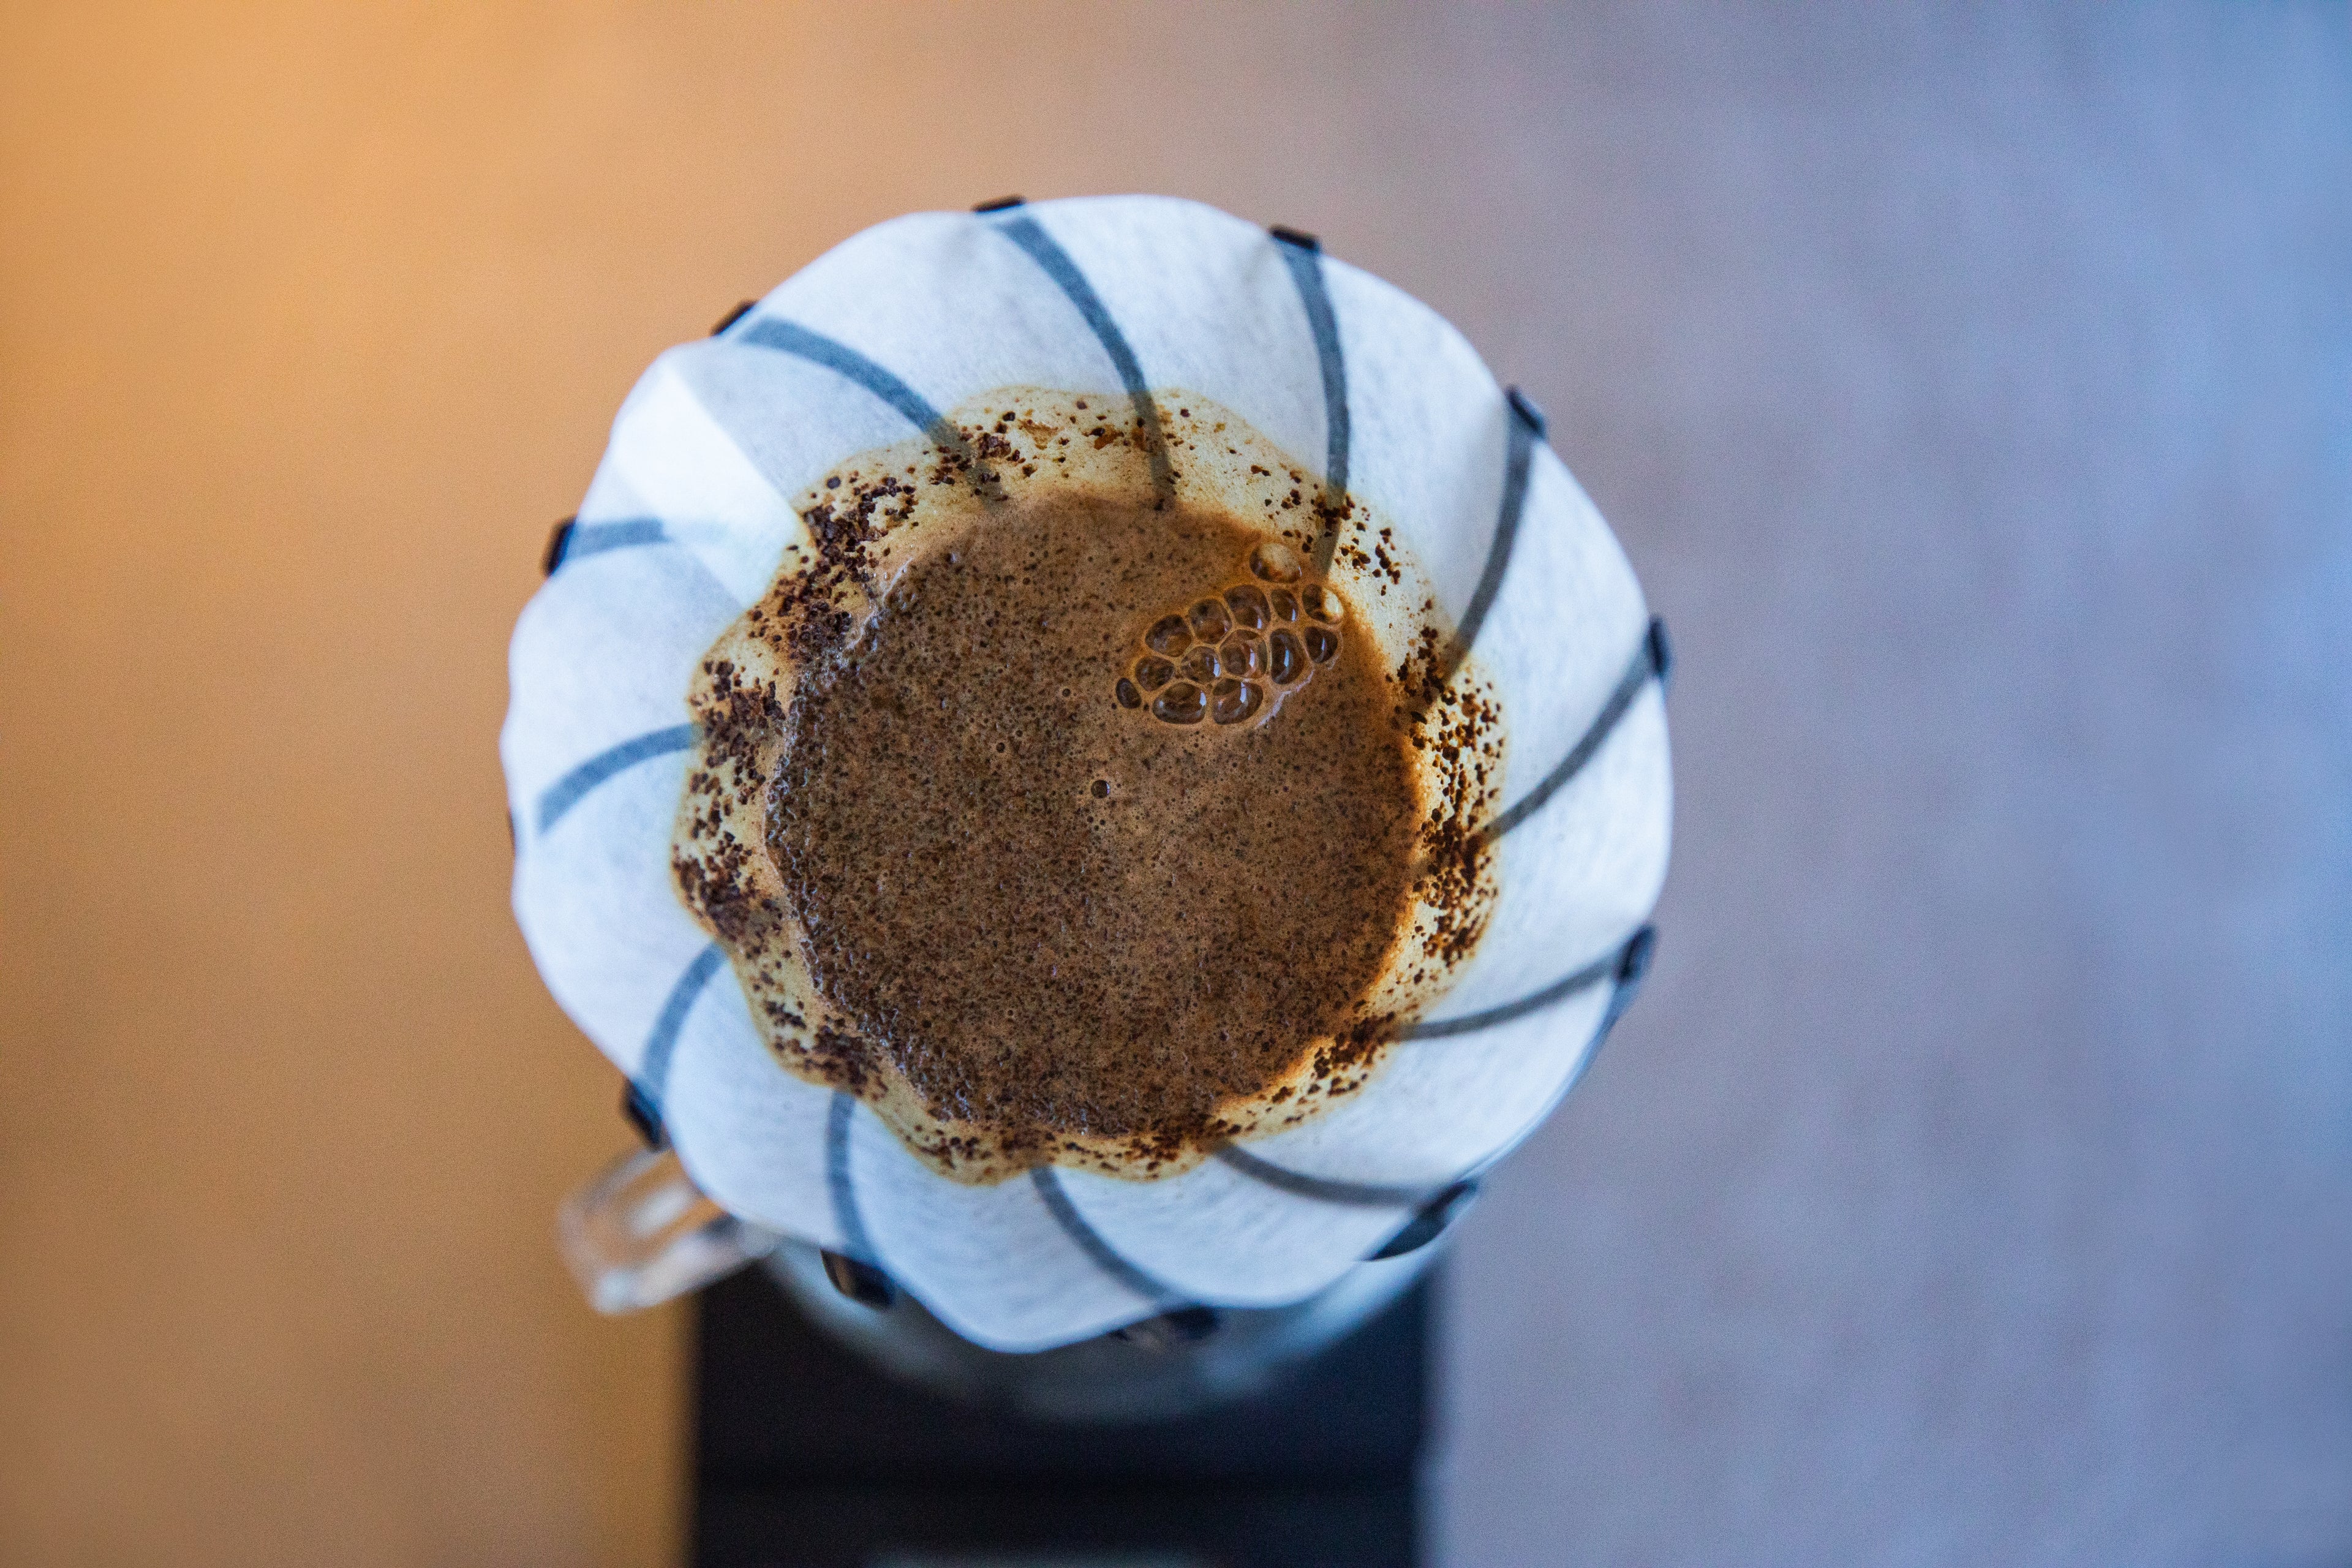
[556,1146,779,1314]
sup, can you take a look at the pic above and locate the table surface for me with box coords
[4,6,2348,1566]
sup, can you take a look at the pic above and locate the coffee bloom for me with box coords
[503,196,1671,1351]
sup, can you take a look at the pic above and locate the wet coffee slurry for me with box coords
[671,387,1504,1182]
[767,494,1419,1161]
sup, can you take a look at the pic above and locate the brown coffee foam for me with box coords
[672,388,1503,1183]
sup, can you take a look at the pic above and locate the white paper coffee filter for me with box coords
[503,195,1672,1352]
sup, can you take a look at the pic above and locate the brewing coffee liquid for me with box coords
[673,388,1502,1182]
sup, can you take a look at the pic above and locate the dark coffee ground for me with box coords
[764,491,1420,1152]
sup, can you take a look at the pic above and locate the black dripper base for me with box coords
[691,1261,1428,1567]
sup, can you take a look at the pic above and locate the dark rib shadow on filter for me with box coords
[980,214,1351,573]
[818,1096,1209,1341]
[1481,616,1671,846]
[984,208,1176,501]
[1212,1144,1425,1208]
[1211,925,1655,1217]
[1425,386,1545,695]
[822,1093,895,1306]
[725,311,1004,502]
[1393,942,1621,1040]
[621,940,723,1141]
[543,516,667,573]
[532,723,698,835]
[1269,224,1353,576]
[824,1092,876,1261]
[725,315,976,472]
[1030,1166,1185,1310]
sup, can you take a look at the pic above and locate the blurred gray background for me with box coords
[4,4,2346,1564]
[1437,8,2352,1565]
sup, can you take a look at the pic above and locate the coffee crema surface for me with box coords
[672,390,1501,1181]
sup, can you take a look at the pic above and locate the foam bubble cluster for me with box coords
[1153,682,1207,725]
[1115,543,1346,727]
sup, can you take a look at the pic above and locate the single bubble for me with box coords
[1145,614,1191,655]
[1223,584,1270,631]
[1249,540,1304,582]
[1091,779,1110,798]
[1134,655,1176,692]
[1300,584,1343,624]
[1178,644,1221,684]
[1212,678,1264,725]
[1153,682,1207,725]
[1268,628,1306,685]
[1305,624,1340,665]
[1188,598,1231,639]
[1268,587,1298,623]
[1221,633,1267,679]
[1115,678,1142,709]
